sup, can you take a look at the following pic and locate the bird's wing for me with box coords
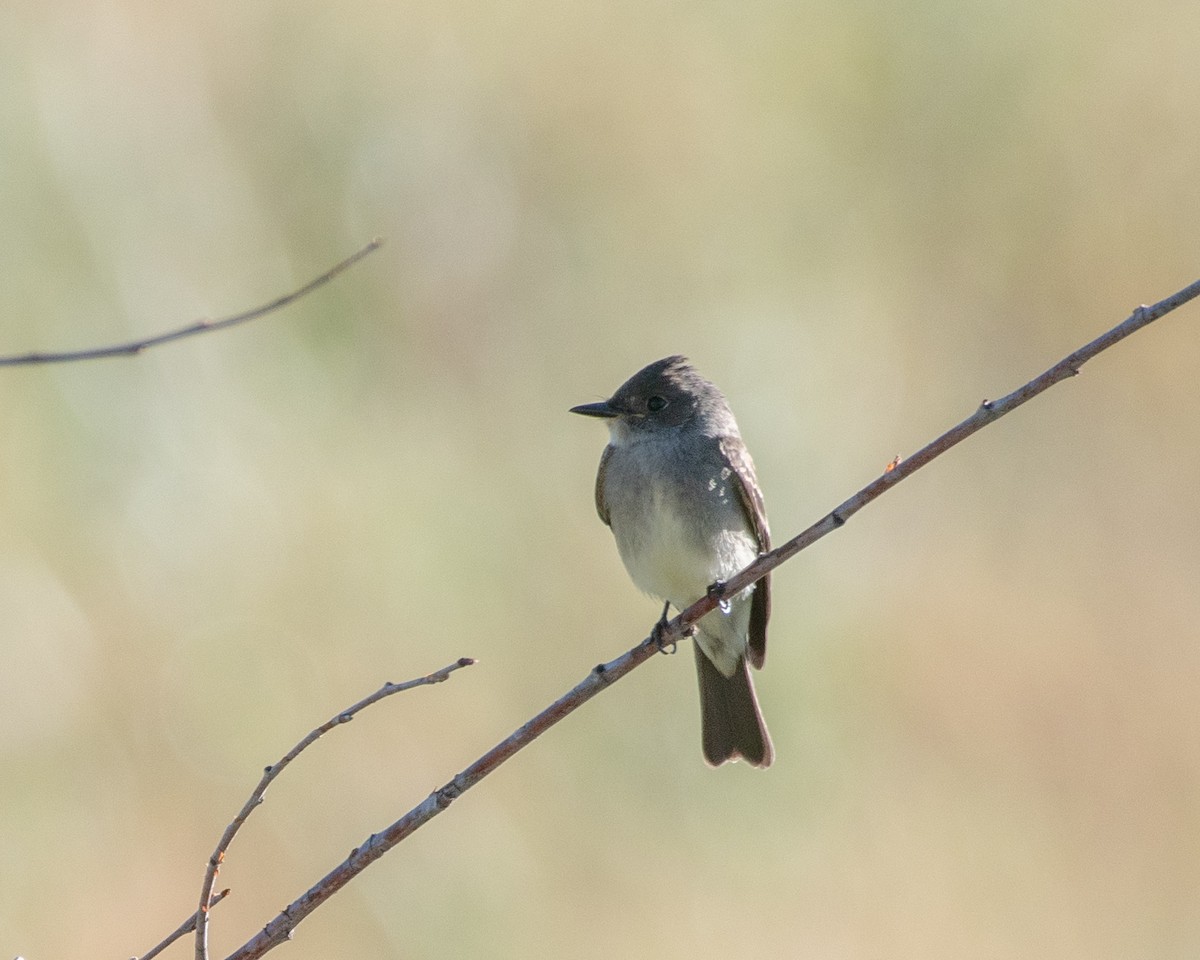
[720,436,771,669]
[594,444,614,527]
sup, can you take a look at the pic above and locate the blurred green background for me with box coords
[2,0,1199,957]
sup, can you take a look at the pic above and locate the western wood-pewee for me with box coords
[571,356,774,767]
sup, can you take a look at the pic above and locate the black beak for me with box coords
[569,400,619,418]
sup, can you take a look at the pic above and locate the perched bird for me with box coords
[571,356,774,767]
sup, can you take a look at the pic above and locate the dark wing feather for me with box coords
[720,436,770,669]
[594,444,614,527]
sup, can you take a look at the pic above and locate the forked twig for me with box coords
[135,890,229,960]
[221,278,1200,960]
[0,239,383,367]
[194,658,476,960]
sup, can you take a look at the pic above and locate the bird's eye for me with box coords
[646,395,668,412]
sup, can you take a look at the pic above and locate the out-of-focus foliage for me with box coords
[1,1,1198,957]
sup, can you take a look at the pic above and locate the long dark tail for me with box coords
[693,644,774,768]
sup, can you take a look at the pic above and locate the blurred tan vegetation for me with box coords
[1,0,1199,957]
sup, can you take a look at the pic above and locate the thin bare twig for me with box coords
[194,658,476,960]
[686,280,1200,626]
[0,239,383,367]
[222,278,1200,960]
[135,890,230,960]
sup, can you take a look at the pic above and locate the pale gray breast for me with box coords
[603,432,757,605]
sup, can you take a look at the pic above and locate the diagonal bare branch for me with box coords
[222,277,1200,960]
[0,239,383,367]
[682,278,1200,628]
[194,658,476,960]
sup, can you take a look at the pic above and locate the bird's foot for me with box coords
[651,602,677,655]
[707,580,732,614]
